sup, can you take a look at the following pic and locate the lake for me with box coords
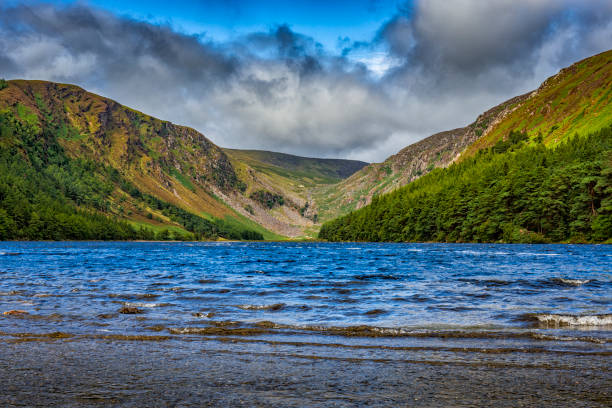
[0,242,610,406]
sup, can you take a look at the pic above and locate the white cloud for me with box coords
[0,1,610,162]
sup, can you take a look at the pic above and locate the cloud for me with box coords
[0,1,611,162]
[381,0,612,91]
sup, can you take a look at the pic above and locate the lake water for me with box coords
[0,242,610,406]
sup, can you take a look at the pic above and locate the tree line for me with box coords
[320,127,611,243]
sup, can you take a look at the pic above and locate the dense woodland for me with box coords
[0,107,263,241]
[320,127,612,243]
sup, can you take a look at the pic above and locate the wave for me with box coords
[197,279,219,284]
[523,313,612,328]
[162,320,611,344]
[122,302,171,308]
[256,323,610,343]
[354,274,400,281]
[364,309,387,316]
[457,277,595,289]
[550,278,591,287]
[0,290,23,296]
[237,303,285,311]
[169,326,271,336]
[457,278,512,287]
[516,252,559,257]
[456,250,510,256]
[108,293,160,300]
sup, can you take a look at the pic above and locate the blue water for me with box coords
[0,242,610,341]
[1,242,611,406]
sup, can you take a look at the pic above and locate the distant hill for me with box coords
[224,149,367,183]
[221,149,366,237]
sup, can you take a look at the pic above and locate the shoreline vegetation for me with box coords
[319,127,612,244]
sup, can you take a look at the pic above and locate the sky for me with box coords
[0,0,611,162]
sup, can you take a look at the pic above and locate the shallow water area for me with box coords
[0,242,610,406]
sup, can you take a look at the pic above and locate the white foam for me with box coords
[533,314,612,327]
[237,303,284,311]
[123,302,167,308]
[516,252,559,257]
[556,278,591,286]
[531,333,607,344]
[457,250,510,256]
[169,327,204,334]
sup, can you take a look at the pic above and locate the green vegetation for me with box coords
[2,49,610,241]
[250,189,285,209]
[0,108,146,240]
[314,51,612,227]
[225,149,367,185]
[126,188,263,240]
[468,50,612,155]
[0,107,263,241]
[220,214,284,241]
[169,169,195,191]
[320,126,612,243]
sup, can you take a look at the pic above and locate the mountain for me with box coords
[223,149,367,237]
[313,93,529,221]
[224,149,367,183]
[2,50,610,242]
[315,50,612,224]
[319,50,612,243]
[0,80,363,240]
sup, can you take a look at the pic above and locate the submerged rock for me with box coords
[364,309,387,316]
[119,306,143,314]
[3,310,28,316]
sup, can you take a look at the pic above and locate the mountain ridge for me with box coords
[319,50,612,243]
[314,50,612,223]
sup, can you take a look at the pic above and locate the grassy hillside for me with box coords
[320,50,612,243]
[0,79,366,240]
[225,149,367,185]
[0,80,277,240]
[2,50,609,240]
[313,94,531,222]
[317,50,612,223]
[320,127,612,243]
[466,50,612,155]
[223,149,367,238]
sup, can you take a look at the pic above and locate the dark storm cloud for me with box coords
[380,0,612,90]
[0,1,611,161]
